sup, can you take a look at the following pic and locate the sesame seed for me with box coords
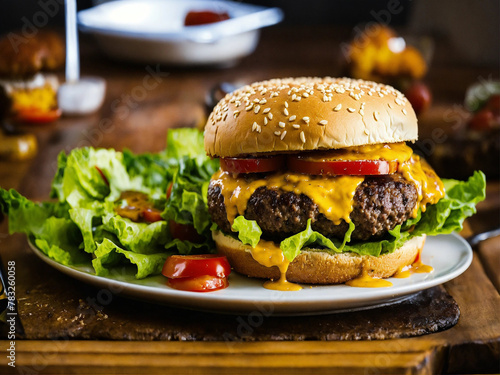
[300,131,306,143]
[284,108,289,116]
[402,108,407,115]
[292,94,297,101]
[233,111,240,118]
[284,102,289,108]
[364,129,369,135]
[253,98,260,103]
[245,104,253,111]
[279,122,286,128]
[274,131,281,136]
[319,120,328,125]
[350,92,358,100]
[303,92,309,98]
[281,131,287,140]
[263,108,271,114]
[295,96,301,101]
[347,107,356,113]
[252,122,258,131]
[264,117,268,125]
[333,104,342,111]
[388,103,393,108]
[254,105,260,114]
[223,112,228,121]
[268,113,273,120]
[259,99,267,105]
[289,115,297,121]
[293,124,301,129]
[302,116,310,123]
[373,111,380,121]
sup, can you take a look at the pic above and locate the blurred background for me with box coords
[0,0,498,66]
[0,0,498,184]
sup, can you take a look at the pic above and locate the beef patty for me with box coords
[207,173,418,242]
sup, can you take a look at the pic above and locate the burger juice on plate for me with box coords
[204,77,485,291]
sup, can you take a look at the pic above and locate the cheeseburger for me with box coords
[0,30,64,123]
[204,77,447,290]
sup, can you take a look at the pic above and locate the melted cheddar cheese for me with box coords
[212,143,445,290]
[250,240,302,291]
[393,248,433,278]
[398,155,445,217]
[346,268,393,288]
[307,142,414,162]
[212,171,364,226]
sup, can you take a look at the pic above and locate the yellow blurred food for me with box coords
[11,84,57,114]
[347,25,427,81]
[0,132,37,160]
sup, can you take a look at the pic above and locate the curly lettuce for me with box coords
[0,128,217,279]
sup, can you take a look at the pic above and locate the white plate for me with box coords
[29,233,472,315]
[78,0,283,65]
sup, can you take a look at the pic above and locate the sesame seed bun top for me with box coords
[204,77,418,158]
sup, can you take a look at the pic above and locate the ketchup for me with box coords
[184,10,230,26]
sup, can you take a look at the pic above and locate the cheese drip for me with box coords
[398,155,445,217]
[211,170,363,226]
[346,268,393,288]
[393,248,433,278]
[249,240,302,291]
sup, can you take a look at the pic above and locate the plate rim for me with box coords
[28,233,473,315]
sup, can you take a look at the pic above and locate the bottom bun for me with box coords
[213,231,426,284]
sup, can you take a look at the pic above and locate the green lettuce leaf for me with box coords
[163,157,219,230]
[68,202,113,254]
[122,149,175,194]
[166,127,206,160]
[411,171,486,236]
[33,217,89,265]
[232,216,262,248]
[92,239,169,279]
[0,188,69,235]
[102,213,169,254]
[50,151,68,201]
[280,219,355,261]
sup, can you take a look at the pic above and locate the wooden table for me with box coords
[0,26,499,374]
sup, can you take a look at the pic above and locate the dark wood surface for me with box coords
[0,26,499,374]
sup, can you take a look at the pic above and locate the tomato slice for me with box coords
[15,108,61,123]
[288,157,398,176]
[143,208,163,223]
[162,254,231,279]
[220,156,286,174]
[95,166,109,186]
[168,275,228,292]
[169,220,205,243]
[166,183,173,199]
